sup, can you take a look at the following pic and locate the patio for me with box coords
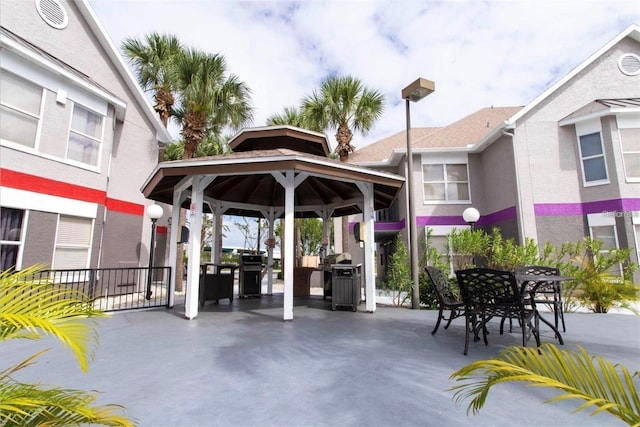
[3,294,639,427]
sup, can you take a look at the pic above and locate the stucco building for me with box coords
[350,24,640,280]
[0,0,171,272]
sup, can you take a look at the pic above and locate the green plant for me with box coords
[385,233,412,307]
[541,237,639,313]
[450,343,640,426]
[568,242,639,313]
[0,266,135,426]
[446,228,489,270]
[420,229,450,308]
[486,227,542,271]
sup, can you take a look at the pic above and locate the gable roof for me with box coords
[74,0,172,143]
[349,106,522,165]
[506,24,640,127]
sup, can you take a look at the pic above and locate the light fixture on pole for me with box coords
[402,77,435,310]
[146,203,163,300]
[462,207,480,231]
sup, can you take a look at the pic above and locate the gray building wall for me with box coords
[1,0,168,271]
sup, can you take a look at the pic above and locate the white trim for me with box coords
[506,24,640,126]
[74,0,173,143]
[0,34,125,117]
[0,187,97,218]
[575,120,610,186]
[586,212,615,227]
[560,107,640,127]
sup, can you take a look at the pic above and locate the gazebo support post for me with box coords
[168,194,181,309]
[282,170,295,321]
[185,177,206,319]
[357,182,376,312]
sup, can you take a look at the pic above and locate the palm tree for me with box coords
[121,33,183,127]
[173,49,253,159]
[302,75,384,161]
[302,75,384,251]
[0,266,134,426]
[450,343,640,425]
[266,106,323,132]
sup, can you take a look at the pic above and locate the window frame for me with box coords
[421,160,471,204]
[578,131,609,186]
[65,101,105,168]
[0,207,27,272]
[616,115,640,183]
[0,72,44,150]
[52,215,94,270]
[587,213,622,277]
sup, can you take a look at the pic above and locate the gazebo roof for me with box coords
[142,127,405,218]
[229,125,331,157]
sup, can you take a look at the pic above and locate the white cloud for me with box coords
[89,0,640,246]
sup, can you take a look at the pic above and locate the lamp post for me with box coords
[402,78,435,309]
[146,204,163,300]
[462,207,480,267]
[462,207,480,231]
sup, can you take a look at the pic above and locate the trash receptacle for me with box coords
[331,264,361,311]
[199,263,237,306]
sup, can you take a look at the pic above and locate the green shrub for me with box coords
[385,233,412,307]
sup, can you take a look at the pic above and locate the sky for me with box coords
[88,0,640,248]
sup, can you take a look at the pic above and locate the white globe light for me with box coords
[146,204,164,220]
[462,207,480,224]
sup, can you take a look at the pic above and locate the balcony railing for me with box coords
[25,266,171,312]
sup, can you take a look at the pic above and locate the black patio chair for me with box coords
[425,266,465,335]
[515,265,566,332]
[456,268,540,355]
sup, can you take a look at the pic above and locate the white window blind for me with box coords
[53,215,92,269]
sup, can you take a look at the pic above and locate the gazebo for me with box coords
[141,126,405,320]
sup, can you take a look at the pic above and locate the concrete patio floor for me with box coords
[3,294,639,427]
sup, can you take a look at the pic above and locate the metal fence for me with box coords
[26,266,172,312]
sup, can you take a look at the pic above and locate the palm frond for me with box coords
[0,380,135,427]
[0,265,107,372]
[449,343,640,425]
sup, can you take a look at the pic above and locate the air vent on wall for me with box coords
[35,0,68,30]
[618,53,640,76]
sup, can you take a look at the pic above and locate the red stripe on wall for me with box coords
[1,168,145,216]
[156,226,168,234]
[105,198,144,216]
[1,168,105,203]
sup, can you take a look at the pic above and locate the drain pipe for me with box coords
[502,128,526,244]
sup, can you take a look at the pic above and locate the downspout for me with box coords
[502,128,526,243]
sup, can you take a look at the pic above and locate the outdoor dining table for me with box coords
[515,273,574,345]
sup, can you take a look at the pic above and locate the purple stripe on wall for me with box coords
[355,198,639,234]
[534,198,640,216]
[348,220,405,232]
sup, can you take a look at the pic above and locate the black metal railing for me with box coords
[25,266,171,312]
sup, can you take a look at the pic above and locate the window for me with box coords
[53,215,93,269]
[620,128,640,180]
[67,103,103,166]
[0,208,25,272]
[423,163,469,202]
[633,213,640,265]
[578,132,608,184]
[590,225,622,277]
[0,73,43,148]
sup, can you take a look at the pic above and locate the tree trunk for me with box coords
[341,216,349,254]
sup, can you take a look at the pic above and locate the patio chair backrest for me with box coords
[514,265,560,294]
[514,265,559,277]
[455,268,521,309]
[426,266,459,305]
